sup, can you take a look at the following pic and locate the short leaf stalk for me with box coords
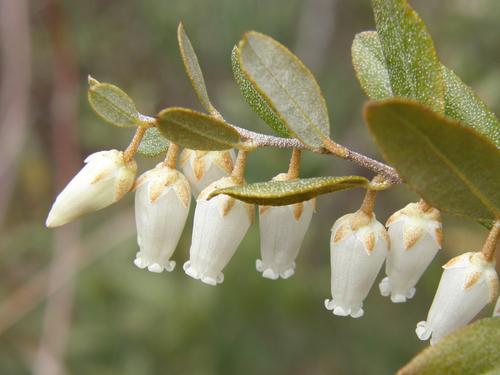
[231,149,249,185]
[123,127,146,162]
[287,148,301,180]
[164,143,180,169]
[481,221,500,262]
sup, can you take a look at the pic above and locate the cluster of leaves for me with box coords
[85,0,500,371]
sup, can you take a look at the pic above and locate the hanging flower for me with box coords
[256,173,315,280]
[133,163,191,273]
[46,150,137,228]
[416,252,498,345]
[493,295,500,318]
[379,201,442,303]
[325,210,389,318]
[183,176,254,285]
[179,149,235,197]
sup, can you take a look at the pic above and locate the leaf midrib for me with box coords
[243,38,327,142]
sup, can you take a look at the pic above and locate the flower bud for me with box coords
[379,202,442,303]
[46,150,137,228]
[134,163,191,273]
[416,252,498,345]
[179,149,235,197]
[257,173,315,280]
[183,177,254,285]
[325,211,389,318]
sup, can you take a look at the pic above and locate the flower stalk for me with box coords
[123,126,146,162]
[287,148,301,180]
[231,149,248,185]
[481,221,500,262]
[164,143,180,169]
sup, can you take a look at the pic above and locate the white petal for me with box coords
[46,150,136,227]
[417,252,497,345]
[326,213,388,318]
[184,193,252,285]
[134,167,191,273]
[257,200,314,279]
[180,149,235,197]
[381,217,441,303]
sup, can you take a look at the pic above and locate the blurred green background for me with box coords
[1,0,499,374]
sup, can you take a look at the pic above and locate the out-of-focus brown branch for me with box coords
[0,0,32,227]
[0,209,135,337]
[33,1,82,374]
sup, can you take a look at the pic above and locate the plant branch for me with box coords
[140,114,402,184]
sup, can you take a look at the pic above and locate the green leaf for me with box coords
[237,31,330,148]
[210,176,370,206]
[351,31,393,100]
[443,66,500,149]
[156,107,241,151]
[88,79,141,128]
[177,23,217,115]
[371,0,445,113]
[351,31,500,149]
[231,46,290,137]
[397,318,500,375]
[365,99,500,221]
[137,127,170,157]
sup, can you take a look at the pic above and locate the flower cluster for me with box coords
[46,143,498,347]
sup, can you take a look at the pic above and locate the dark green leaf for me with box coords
[352,31,392,100]
[371,0,444,112]
[443,66,500,149]
[397,318,500,375]
[177,23,218,115]
[88,80,141,128]
[210,176,370,206]
[238,31,330,148]
[157,107,241,151]
[365,99,500,221]
[231,46,290,137]
[137,127,170,157]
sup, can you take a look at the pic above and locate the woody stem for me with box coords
[481,221,500,262]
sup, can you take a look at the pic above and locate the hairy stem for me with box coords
[359,175,386,215]
[287,148,301,180]
[123,127,146,162]
[164,143,180,169]
[232,149,248,185]
[141,114,401,184]
[481,221,500,262]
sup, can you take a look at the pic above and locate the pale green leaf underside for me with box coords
[352,31,392,100]
[210,176,369,206]
[88,82,140,128]
[443,66,500,149]
[238,31,330,148]
[137,127,170,157]
[397,318,500,375]
[371,0,445,113]
[365,99,500,221]
[352,31,500,149]
[231,46,290,137]
[157,107,240,151]
[177,23,216,115]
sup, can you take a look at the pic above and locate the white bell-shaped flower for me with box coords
[179,149,235,197]
[379,202,442,303]
[46,150,137,228]
[183,176,254,285]
[257,173,315,280]
[134,163,191,273]
[325,210,389,318]
[416,252,498,345]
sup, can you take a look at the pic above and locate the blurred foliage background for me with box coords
[1,0,499,374]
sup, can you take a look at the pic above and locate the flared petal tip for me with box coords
[415,321,432,341]
[45,208,67,228]
[256,260,295,280]
[133,256,175,273]
[183,261,224,286]
[324,299,364,318]
[379,277,416,303]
